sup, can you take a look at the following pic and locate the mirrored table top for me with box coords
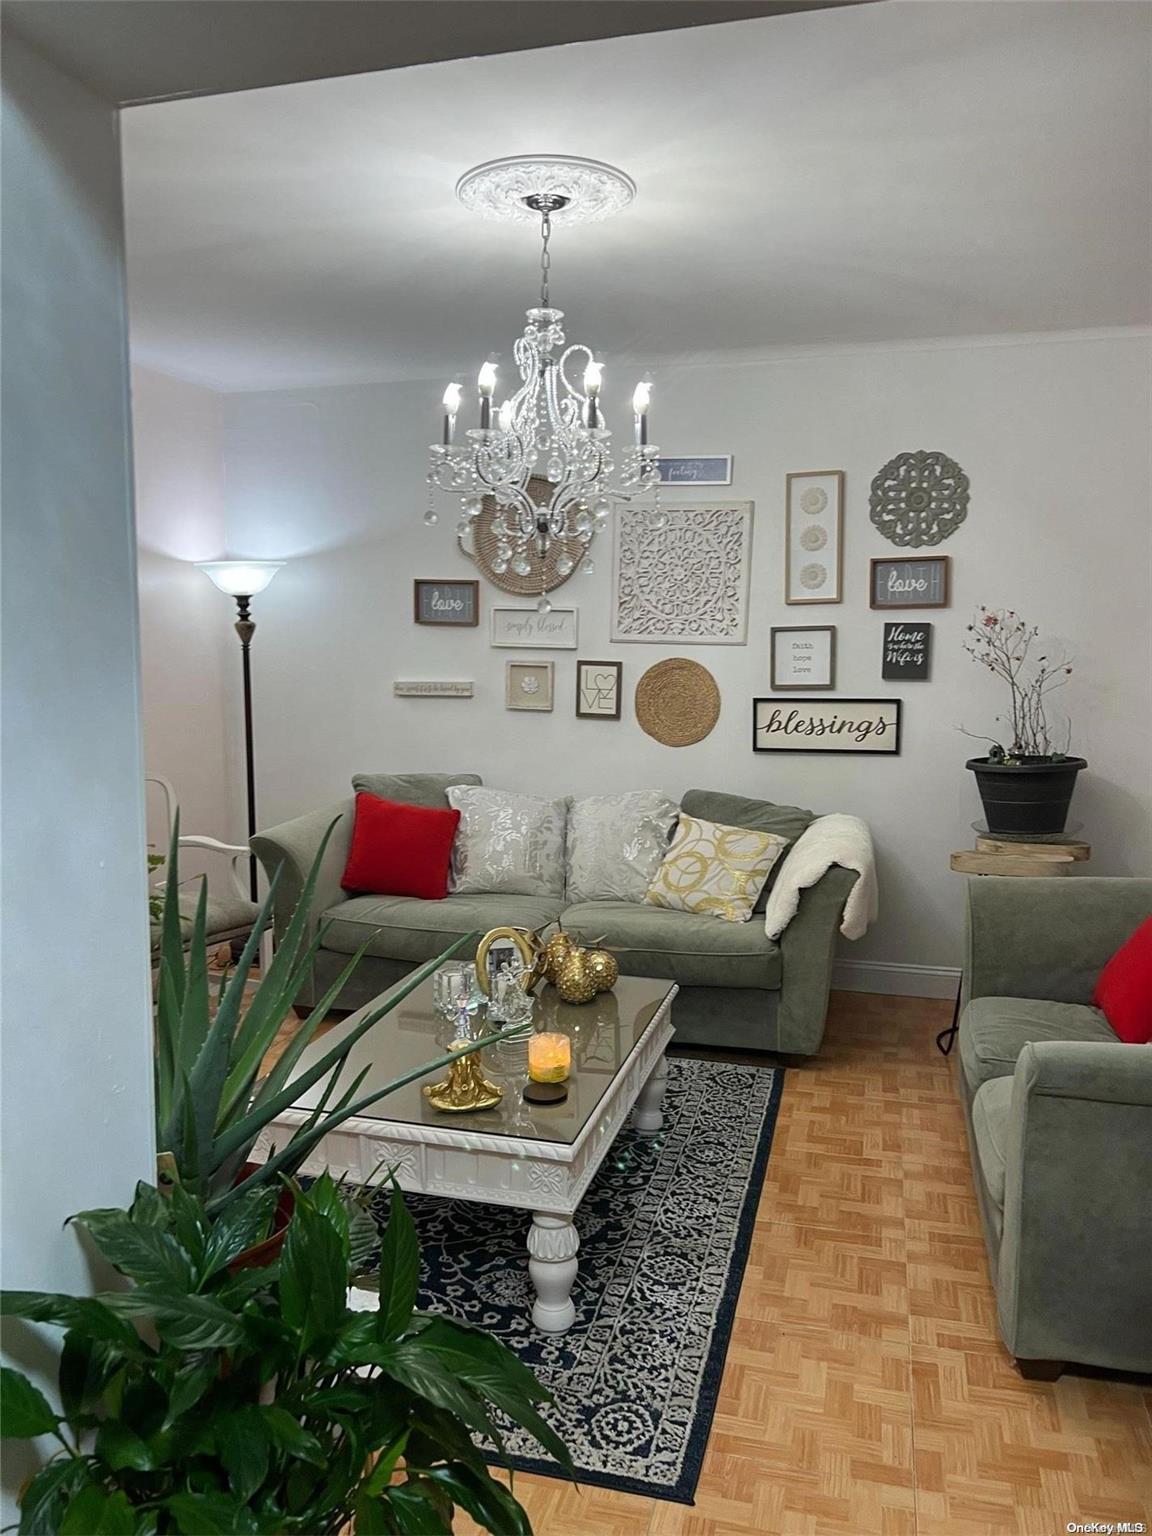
[285,972,675,1148]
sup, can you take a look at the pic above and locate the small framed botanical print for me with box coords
[870,556,950,609]
[575,660,622,719]
[413,579,479,626]
[770,626,836,690]
[505,660,554,712]
[785,471,844,604]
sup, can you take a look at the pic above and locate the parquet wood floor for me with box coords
[453,991,1152,1536]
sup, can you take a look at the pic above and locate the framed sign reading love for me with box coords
[870,556,950,609]
[413,579,479,626]
[753,697,902,755]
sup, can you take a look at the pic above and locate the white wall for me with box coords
[132,365,237,870]
[1,33,154,1512]
[217,330,1152,985]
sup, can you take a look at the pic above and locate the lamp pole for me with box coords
[196,561,284,901]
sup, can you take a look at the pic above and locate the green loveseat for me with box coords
[957,876,1152,1378]
[252,773,859,1056]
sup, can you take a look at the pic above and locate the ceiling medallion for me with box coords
[870,449,970,547]
[455,155,637,224]
[426,156,660,611]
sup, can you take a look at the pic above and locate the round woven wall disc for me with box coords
[635,658,721,747]
[457,475,584,595]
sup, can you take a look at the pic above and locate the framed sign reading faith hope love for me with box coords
[753,698,902,755]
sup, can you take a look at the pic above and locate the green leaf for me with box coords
[16,1457,92,1536]
[96,1289,245,1350]
[59,1332,117,1421]
[299,1171,349,1250]
[94,1420,156,1471]
[424,1462,533,1536]
[376,1185,420,1343]
[0,1367,59,1438]
[216,1404,270,1502]
[0,1293,145,1356]
[165,1491,259,1535]
[363,1430,409,1496]
[164,1356,218,1427]
[59,1487,136,1535]
[199,1184,277,1277]
[353,1492,399,1536]
[371,1342,495,1443]
[386,1481,452,1535]
[259,1405,326,1468]
[279,1199,347,1355]
[69,1208,193,1290]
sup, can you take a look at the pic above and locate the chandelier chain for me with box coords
[539,210,552,308]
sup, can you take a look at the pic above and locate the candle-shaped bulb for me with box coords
[497,400,514,433]
[442,381,462,414]
[583,359,603,397]
[477,361,498,398]
[632,380,651,415]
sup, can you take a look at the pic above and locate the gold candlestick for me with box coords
[423,1039,503,1113]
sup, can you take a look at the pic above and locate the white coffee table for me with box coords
[254,972,678,1333]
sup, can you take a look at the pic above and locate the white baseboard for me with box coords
[832,960,961,999]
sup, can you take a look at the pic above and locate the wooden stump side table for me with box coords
[937,831,1091,1055]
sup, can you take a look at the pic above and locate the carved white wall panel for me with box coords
[612,502,753,644]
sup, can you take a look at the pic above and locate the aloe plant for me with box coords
[1,1176,571,1533]
[154,817,522,1212]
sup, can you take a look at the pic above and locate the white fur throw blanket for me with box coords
[763,813,878,941]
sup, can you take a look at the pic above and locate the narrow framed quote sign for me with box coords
[753,697,902,755]
[870,556,949,610]
[882,621,932,681]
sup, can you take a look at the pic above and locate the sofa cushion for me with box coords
[447,786,567,898]
[680,789,814,911]
[151,888,260,953]
[560,900,781,990]
[565,790,678,905]
[960,995,1117,1093]
[1093,915,1152,1043]
[341,794,459,900]
[351,772,481,809]
[971,1073,1014,1217]
[322,892,564,964]
[644,813,789,923]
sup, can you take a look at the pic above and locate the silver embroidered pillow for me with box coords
[446,786,567,898]
[565,791,679,905]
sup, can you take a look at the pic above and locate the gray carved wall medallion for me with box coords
[869,450,969,547]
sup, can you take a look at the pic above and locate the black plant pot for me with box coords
[966,755,1087,837]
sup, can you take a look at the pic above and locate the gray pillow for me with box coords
[446,785,567,898]
[565,791,680,905]
[680,789,814,911]
[352,772,481,809]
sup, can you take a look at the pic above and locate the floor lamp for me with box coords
[196,559,284,900]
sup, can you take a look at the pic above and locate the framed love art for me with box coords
[576,660,623,719]
[870,556,950,609]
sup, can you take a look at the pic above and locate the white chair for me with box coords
[146,776,269,971]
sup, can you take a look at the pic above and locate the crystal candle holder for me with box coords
[527,1031,571,1084]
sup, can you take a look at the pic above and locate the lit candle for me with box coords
[583,359,603,430]
[478,361,497,431]
[632,380,651,446]
[442,381,462,445]
[527,1031,572,1084]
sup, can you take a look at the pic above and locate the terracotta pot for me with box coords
[227,1163,296,1271]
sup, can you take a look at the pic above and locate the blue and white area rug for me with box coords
[371,1057,782,1505]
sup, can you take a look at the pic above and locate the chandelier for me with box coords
[425,156,662,611]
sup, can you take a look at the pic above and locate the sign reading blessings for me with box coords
[753,698,902,754]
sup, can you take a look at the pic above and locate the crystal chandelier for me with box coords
[425,156,662,611]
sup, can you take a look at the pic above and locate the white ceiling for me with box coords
[122,1,1152,393]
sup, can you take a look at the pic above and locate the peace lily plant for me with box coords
[2,823,567,1533]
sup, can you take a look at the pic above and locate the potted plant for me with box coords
[962,606,1086,835]
[1,1175,570,1533]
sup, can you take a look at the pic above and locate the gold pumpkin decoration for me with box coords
[541,929,577,983]
[554,949,599,1005]
[584,948,619,993]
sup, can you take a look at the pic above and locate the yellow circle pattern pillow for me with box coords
[644,813,789,924]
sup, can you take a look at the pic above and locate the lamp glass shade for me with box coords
[196,560,284,597]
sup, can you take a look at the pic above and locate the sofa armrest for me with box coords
[963,876,1152,1006]
[251,800,353,942]
[775,865,858,1054]
[997,1040,1152,1370]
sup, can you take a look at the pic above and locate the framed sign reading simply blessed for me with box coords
[753,697,902,755]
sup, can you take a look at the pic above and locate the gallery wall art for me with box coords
[413,580,479,626]
[753,698,902,755]
[770,627,836,690]
[612,501,753,644]
[490,606,578,649]
[636,658,721,747]
[882,622,932,680]
[870,556,950,609]
[576,660,623,720]
[870,449,969,546]
[785,471,843,604]
[505,660,554,712]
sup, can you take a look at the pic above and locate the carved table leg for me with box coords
[527,1212,579,1333]
[633,1053,669,1135]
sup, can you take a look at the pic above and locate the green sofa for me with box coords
[252,773,859,1056]
[957,876,1152,1379]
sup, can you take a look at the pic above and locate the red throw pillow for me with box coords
[341,793,459,901]
[1093,916,1152,1044]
